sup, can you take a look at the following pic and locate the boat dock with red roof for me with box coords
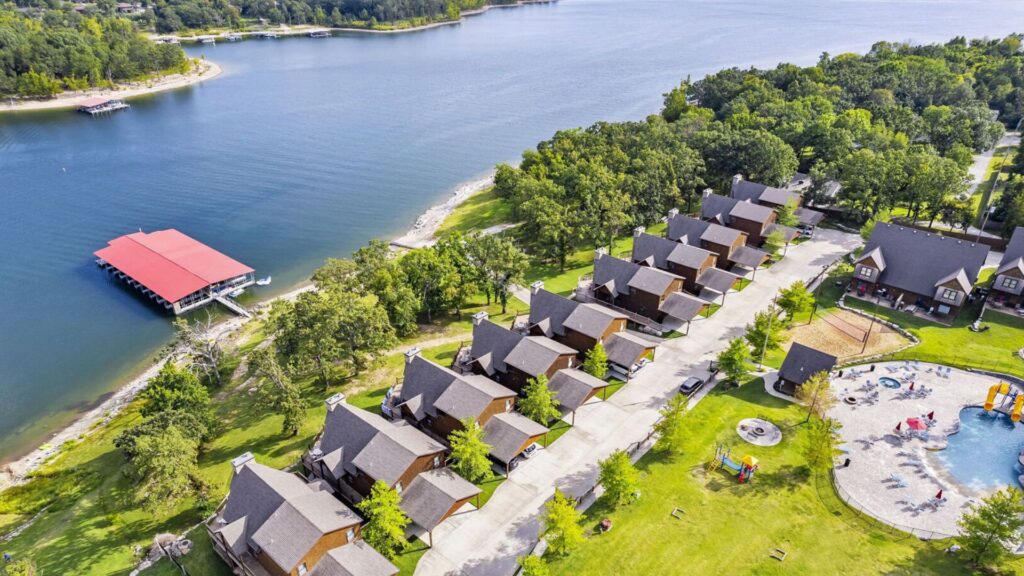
[94,229,255,315]
[77,97,130,115]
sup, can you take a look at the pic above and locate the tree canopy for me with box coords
[356,480,410,560]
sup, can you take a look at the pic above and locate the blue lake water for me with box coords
[934,407,1024,491]
[4,0,1024,462]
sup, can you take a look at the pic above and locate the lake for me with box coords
[2,0,1023,463]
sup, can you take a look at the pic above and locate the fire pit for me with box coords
[736,418,782,447]
[844,396,859,405]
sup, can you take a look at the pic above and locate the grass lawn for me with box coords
[546,381,1023,575]
[434,187,515,238]
[974,145,1017,220]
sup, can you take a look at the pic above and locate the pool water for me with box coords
[879,377,901,389]
[934,407,1024,491]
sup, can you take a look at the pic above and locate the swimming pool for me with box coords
[934,407,1024,491]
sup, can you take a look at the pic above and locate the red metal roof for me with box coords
[77,97,113,108]
[94,229,254,303]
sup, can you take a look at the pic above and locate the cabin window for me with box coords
[940,288,958,301]
[395,481,403,494]
[346,528,356,542]
[858,266,874,279]
[1002,277,1020,290]
[297,563,308,576]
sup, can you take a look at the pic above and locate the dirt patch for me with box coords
[785,308,909,361]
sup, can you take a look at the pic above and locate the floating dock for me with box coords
[77,98,130,116]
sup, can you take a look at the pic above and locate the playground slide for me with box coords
[1013,395,1024,422]
[721,458,742,472]
[985,382,1011,411]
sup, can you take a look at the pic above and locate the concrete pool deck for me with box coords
[829,361,1012,538]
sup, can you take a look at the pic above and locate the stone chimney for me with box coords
[702,188,714,199]
[325,392,346,411]
[594,246,608,261]
[404,347,421,364]
[231,451,255,472]
[667,208,680,219]
[472,311,489,326]
[530,280,545,294]
[732,174,743,189]
[633,226,646,237]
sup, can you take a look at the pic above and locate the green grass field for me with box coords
[434,187,515,238]
[546,381,1024,575]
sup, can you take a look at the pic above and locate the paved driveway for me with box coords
[415,228,862,576]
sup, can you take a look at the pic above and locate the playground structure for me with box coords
[983,382,1024,422]
[707,445,759,483]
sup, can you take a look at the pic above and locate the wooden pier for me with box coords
[77,98,130,116]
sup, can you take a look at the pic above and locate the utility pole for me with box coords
[861,297,878,355]
[758,294,778,369]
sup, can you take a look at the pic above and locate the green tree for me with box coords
[597,449,640,507]
[138,362,211,420]
[352,241,421,336]
[776,198,800,227]
[272,290,347,386]
[541,489,585,556]
[717,337,751,384]
[445,1,460,20]
[794,371,837,423]
[804,417,841,473]
[520,375,560,425]
[448,418,493,482]
[582,342,608,378]
[356,480,410,560]
[114,409,209,462]
[250,348,304,436]
[400,247,459,321]
[1,559,37,576]
[16,69,62,98]
[744,306,785,360]
[957,488,1024,567]
[466,233,528,313]
[516,555,551,576]
[777,281,815,324]
[131,426,201,513]
[653,394,687,456]
[762,228,787,257]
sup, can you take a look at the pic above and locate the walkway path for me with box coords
[414,228,862,575]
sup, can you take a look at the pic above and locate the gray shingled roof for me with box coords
[730,199,775,225]
[796,207,825,227]
[702,193,775,226]
[400,355,462,418]
[484,413,548,464]
[470,320,522,375]
[604,332,657,368]
[627,265,680,296]
[319,401,444,487]
[997,227,1024,274]
[309,541,398,576]
[528,289,578,337]
[657,292,707,322]
[547,369,609,411]
[434,375,515,421]
[767,223,799,242]
[856,246,887,271]
[400,468,481,531]
[666,213,710,242]
[862,224,990,298]
[728,245,768,269]
[217,460,363,573]
[592,255,640,298]
[563,303,625,340]
[730,178,770,203]
[779,343,837,387]
[504,336,576,377]
[697,267,740,294]
[733,178,802,207]
[632,233,713,270]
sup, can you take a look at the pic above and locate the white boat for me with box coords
[229,288,244,297]
[256,276,272,286]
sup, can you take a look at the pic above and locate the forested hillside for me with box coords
[493,36,1024,270]
[0,6,189,97]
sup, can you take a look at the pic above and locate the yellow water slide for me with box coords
[984,382,1011,411]
[1013,394,1024,422]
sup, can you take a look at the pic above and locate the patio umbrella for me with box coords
[936,489,943,500]
[927,411,935,420]
[909,382,915,390]
[895,422,902,431]
[907,418,927,431]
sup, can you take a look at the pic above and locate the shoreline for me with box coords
[0,59,222,114]
[0,174,494,490]
[154,0,555,43]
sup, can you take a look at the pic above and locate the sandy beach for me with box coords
[0,176,493,490]
[0,59,222,113]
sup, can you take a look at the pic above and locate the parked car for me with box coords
[679,376,706,397]
[521,443,539,459]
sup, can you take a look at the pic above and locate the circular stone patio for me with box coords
[829,361,1008,538]
[736,418,782,446]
